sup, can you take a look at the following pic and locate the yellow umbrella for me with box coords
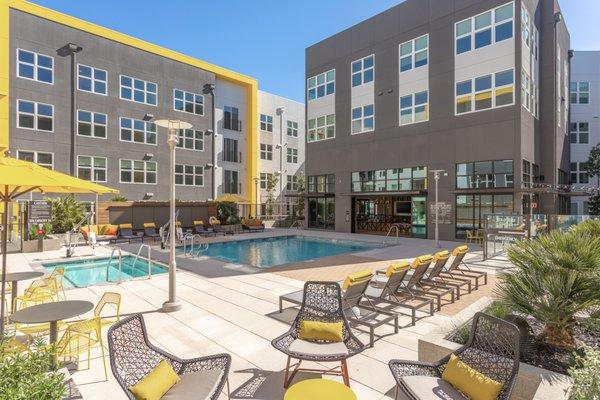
[0,156,118,333]
[215,193,248,203]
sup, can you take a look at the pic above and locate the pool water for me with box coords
[43,256,167,288]
[183,236,378,268]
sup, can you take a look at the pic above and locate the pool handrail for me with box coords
[103,245,123,283]
[132,244,153,279]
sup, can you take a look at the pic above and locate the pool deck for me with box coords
[3,229,512,400]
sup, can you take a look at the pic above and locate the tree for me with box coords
[265,174,279,217]
[589,195,600,216]
[295,172,306,219]
[587,143,600,186]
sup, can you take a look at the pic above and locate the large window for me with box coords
[286,175,298,191]
[308,174,335,194]
[400,91,428,125]
[456,69,514,114]
[286,148,298,163]
[455,2,514,55]
[223,138,240,162]
[223,106,241,131]
[78,110,107,139]
[17,49,53,84]
[120,75,157,105]
[175,164,203,186]
[260,114,273,132]
[571,162,589,184]
[173,89,204,115]
[17,100,53,132]
[307,114,335,142]
[260,172,272,189]
[120,159,157,184]
[223,170,239,194]
[456,194,514,238]
[570,122,589,144]
[287,120,298,137]
[456,160,514,189]
[307,70,335,101]
[399,35,428,72]
[351,55,374,87]
[78,65,107,95]
[522,160,539,189]
[351,104,374,134]
[177,129,203,151]
[352,167,427,193]
[77,156,107,182]
[17,150,53,169]
[570,82,590,104]
[120,118,156,145]
[260,143,272,161]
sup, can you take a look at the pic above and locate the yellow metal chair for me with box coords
[56,316,108,380]
[50,267,67,300]
[14,286,64,341]
[94,292,121,327]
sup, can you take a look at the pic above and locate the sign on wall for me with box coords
[28,200,52,224]
[429,202,453,225]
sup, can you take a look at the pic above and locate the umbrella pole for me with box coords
[1,187,8,335]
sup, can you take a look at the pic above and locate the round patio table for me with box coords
[284,379,357,400]
[1,271,45,312]
[10,300,94,368]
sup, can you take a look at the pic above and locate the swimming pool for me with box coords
[182,236,379,268]
[43,256,167,288]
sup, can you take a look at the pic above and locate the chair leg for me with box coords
[395,385,399,400]
[226,377,231,399]
[100,343,108,381]
[341,359,350,387]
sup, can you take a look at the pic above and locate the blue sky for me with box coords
[31,0,600,103]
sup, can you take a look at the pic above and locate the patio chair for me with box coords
[272,281,366,388]
[108,314,231,400]
[193,220,216,237]
[57,316,108,381]
[438,245,487,289]
[142,222,161,242]
[388,312,520,400]
[49,267,67,300]
[117,224,142,243]
[405,255,455,311]
[422,251,472,300]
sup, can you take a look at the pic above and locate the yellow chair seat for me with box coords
[18,321,68,337]
[284,378,357,400]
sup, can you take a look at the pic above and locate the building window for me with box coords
[521,68,538,115]
[77,156,107,182]
[120,159,157,184]
[77,110,107,139]
[352,167,427,193]
[120,118,157,145]
[400,91,428,125]
[17,49,53,84]
[399,35,428,72]
[173,89,204,115]
[287,120,298,137]
[260,114,273,132]
[286,175,298,191]
[308,114,335,142]
[307,70,335,101]
[351,55,374,87]
[17,100,53,132]
[455,2,514,55]
[223,170,239,194]
[223,106,241,131]
[571,82,590,104]
[456,69,514,114]
[16,150,53,169]
[120,75,157,105]
[78,65,107,95]
[456,194,514,238]
[456,160,514,189]
[351,104,375,134]
[260,143,273,161]
[571,162,589,184]
[175,164,203,186]
[308,174,335,193]
[570,122,589,144]
[260,172,272,189]
[287,148,298,163]
[177,129,203,151]
[223,138,240,162]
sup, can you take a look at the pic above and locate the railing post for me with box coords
[148,245,152,279]
[118,250,122,283]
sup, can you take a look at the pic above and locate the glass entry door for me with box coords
[411,196,426,237]
[308,197,335,230]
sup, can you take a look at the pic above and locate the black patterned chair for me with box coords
[272,281,366,388]
[107,314,231,400]
[388,312,520,400]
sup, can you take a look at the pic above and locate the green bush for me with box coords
[111,195,128,202]
[487,300,512,319]
[47,195,85,234]
[216,201,239,225]
[0,338,66,400]
[569,345,600,400]
[571,219,600,236]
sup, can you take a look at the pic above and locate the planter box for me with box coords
[22,236,63,253]
[418,337,572,400]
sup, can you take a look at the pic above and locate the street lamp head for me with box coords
[154,119,192,130]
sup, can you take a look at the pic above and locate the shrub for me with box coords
[27,222,53,240]
[111,195,128,202]
[498,230,600,348]
[216,201,239,225]
[571,219,600,236]
[569,345,600,400]
[47,195,85,234]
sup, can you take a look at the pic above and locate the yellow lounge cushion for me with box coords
[442,354,503,400]
[342,269,373,289]
[433,250,450,261]
[411,254,433,268]
[193,220,204,225]
[299,320,343,342]
[143,222,156,228]
[452,245,469,256]
[385,261,410,277]
[129,360,180,400]
[119,223,133,229]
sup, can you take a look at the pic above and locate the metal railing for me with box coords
[181,233,209,257]
[383,224,400,246]
[132,244,153,279]
[105,245,123,283]
[287,220,303,230]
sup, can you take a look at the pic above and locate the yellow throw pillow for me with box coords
[442,354,503,400]
[299,320,343,342]
[194,220,204,225]
[342,269,373,289]
[385,261,410,277]
[452,245,469,256]
[129,360,180,400]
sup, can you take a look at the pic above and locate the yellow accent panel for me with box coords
[0,0,9,151]
[246,82,258,205]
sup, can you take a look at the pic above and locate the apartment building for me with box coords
[570,51,599,215]
[305,0,570,240]
[0,0,304,206]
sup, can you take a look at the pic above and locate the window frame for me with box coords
[351,54,375,87]
[286,174,298,191]
[77,110,108,139]
[351,104,375,134]
[223,170,240,194]
[456,160,514,189]
[260,143,273,161]
[119,117,157,146]
[77,64,108,95]
[173,88,204,116]
[119,159,157,185]
[570,122,589,145]
[223,106,241,131]
[223,138,240,163]
[260,114,273,132]
[307,114,335,143]
[77,155,107,183]
[399,35,428,73]
[175,164,204,187]
[16,150,54,169]
[307,69,335,101]
[16,48,54,85]
[119,74,158,106]
[286,147,298,163]
[455,69,515,116]
[176,129,204,151]
[455,2,515,56]
[571,162,589,184]
[571,81,590,105]
[287,120,299,137]
[399,91,429,126]
[16,99,54,132]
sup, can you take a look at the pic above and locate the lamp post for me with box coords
[430,169,447,248]
[253,177,259,218]
[155,119,192,313]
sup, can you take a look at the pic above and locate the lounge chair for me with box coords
[117,224,142,243]
[193,220,216,237]
[242,218,265,232]
[422,250,472,299]
[108,314,231,400]
[272,281,366,388]
[142,222,161,242]
[408,255,455,311]
[439,245,487,289]
[389,312,520,400]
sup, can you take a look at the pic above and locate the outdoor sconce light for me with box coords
[144,192,154,199]
[205,163,214,168]
[205,129,214,135]
[143,113,154,121]
[144,153,154,159]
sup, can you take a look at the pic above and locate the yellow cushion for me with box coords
[212,220,221,225]
[442,354,503,400]
[299,320,343,342]
[342,269,373,290]
[385,261,410,277]
[129,360,180,400]
[411,254,433,268]
[143,222,155,228]
[433,250,450,261]
[193,220,204,225]
[452,245,469,256]
[119,223,133,229]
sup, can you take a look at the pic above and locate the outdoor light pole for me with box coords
[155,119,192,313]
[253,177,259,218]
[430,169,446,248]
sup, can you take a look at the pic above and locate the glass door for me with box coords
[411,196,427,237]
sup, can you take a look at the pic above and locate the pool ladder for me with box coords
[383,224,401,246]
[105,246,123,283]
[182,234,209,257]
[132,244,153,279]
